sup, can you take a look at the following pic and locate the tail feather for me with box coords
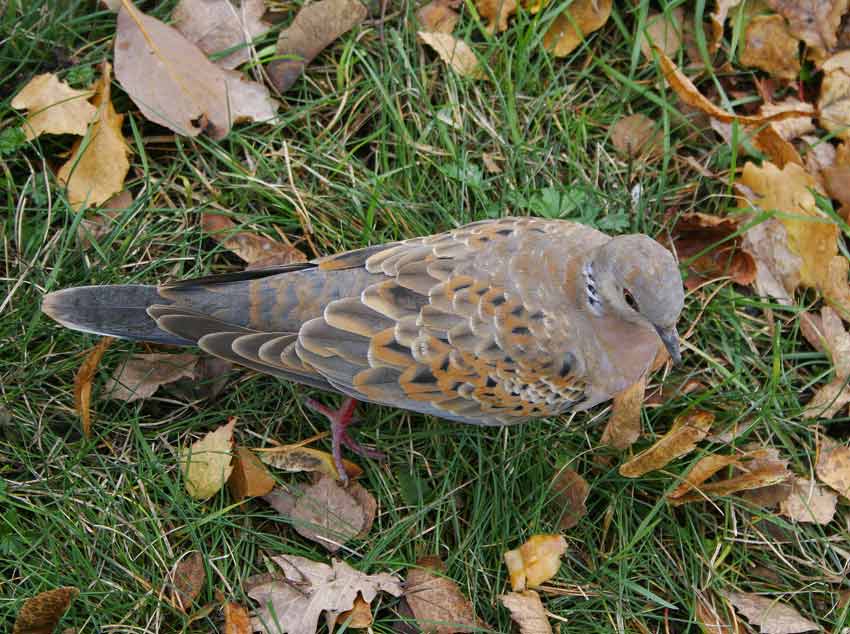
[41,285,193,345]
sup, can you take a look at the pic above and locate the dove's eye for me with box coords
[623,289,638,311]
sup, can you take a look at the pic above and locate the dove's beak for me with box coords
[655,326,682,365]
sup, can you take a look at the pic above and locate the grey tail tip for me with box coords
[41,284,193,345]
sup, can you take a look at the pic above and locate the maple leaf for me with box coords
[246,555,402,634]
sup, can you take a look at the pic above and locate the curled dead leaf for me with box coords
[418,32,486,79]
[709,0,743,52]
[601,374,646,450]
[543,0,612,58]
[477,0,516,32]
[500,591,553,634]
[12,587,79,634]
[180,418,235,500]
[228,447,276,500]
[11,73,95,140]
[619,410,714,478]
[73,336,113,438]
[503,534,567,592]
[760,99,815,141]
[260,443,363,480]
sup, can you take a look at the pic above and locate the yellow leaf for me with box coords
[543,0,612,58]
[619,410,714,478]
[57,63,130,210]
[418,32,486,79]
[180,418,235,500]
[260,444,363,480]
[11,73,96,140]
[503,534,566,592]
[739,14,801,80]
[416,0,460,34]
[476,0,517,33]
[228,447,276,500]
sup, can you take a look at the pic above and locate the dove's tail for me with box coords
[41,285,193,345]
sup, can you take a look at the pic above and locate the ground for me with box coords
[1,1,847,633]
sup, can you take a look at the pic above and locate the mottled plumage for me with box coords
[43,217,684,472]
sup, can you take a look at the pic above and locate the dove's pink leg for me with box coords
[304,397,385,482]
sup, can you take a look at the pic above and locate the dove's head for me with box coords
[585,234,685,363]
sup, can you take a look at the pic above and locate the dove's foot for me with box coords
[304,397,385,484]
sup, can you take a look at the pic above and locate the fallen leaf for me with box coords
[503,534,567,592]
[601,374,646,450]
[500,591,552,634]
[725,591,821,634]
[482,152,502,173]
[640,8,683,59]
[224,601,252,634]
[766,0,847,61]
[543,0,612,58]
[11,74,96,140]
[263,486,297,515]
[77,190,133,249]
[172,551,205,611]
[12,587,79,634]
[245,555,403,634]
[405,556,482,634]
[168,355,233,401]
[696,593,735,634]
[822,165,850,207]
[656,48,811,125]
[477,0,517,32]
[550,467,589,530]
[172,0,271,70]
[418,32,486,79]
[709,0,743,52]
[816,435,850,499]
[289,473,373,552]
[260,443,363,480]
[610,113,662,160]
[73,336,113,438]
[740,14,801,80]
[822,255,850,321]
[180,418,235,500]
[779,477,837,524]
[416,0,460,34]
[104,353,198,402]
[619,410,714,478]
[115,2,277,138]
[228,447,276,500]
[760,99,815,141]
[334,594,373,629]
[267,0,368,92]
[201,212,307,266]
[818,50,850,141]
[737,161,837,302]
[804,306,850,418]
[668,212,756,289]
[57,63,130,210]
[668,453,743,500]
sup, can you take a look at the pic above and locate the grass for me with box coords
[2,0,849,632]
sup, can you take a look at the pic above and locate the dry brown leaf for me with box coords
[268,0,368,92]
[709,0,743,52]
[740,14,801,80]
[725,591,821,634]
[245,555,403,634]
[601,374,646,450]
[58,63,130,211]
[172,551,205,611]
[482,152,502,173]
[263,486,297,515]
[180,418,235,500]
[11,74,96,140]
[779,477,837,524]
[405,556,482,634]
[12,587,79,634]
[260,444,363,480]
[169,355,232,401]
[668,213,756,290]
[823,165,850,207]
[804,306,850,418]
[500,591,553,634]
[172,0,271,70]
[761,99,815,141]
[115,2,277,138]
[418,32,486,79]
[656,48,811,125]
[333,594,373,629]
[224,601,252,634]
[477,0,517,32]
[822,255,850,321]
[819,51,850,141]
[738,161,838,301]
[503,534,567,592]
[619,410,714,478]
[73,336,113,438]
[766,0,848,61]
[201,212,307,266]
[696,593,735,634]
[668,453,743,500]
[610,113,662,160]
[816,435,850,499]
[104,353,198,402]
[289,473,373,552]
[77,190,133,249]
[550,467,589,530]
[640,8,683,59]
[416,0,460,34]
[228,447,276,500]
[543,0,612,58]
